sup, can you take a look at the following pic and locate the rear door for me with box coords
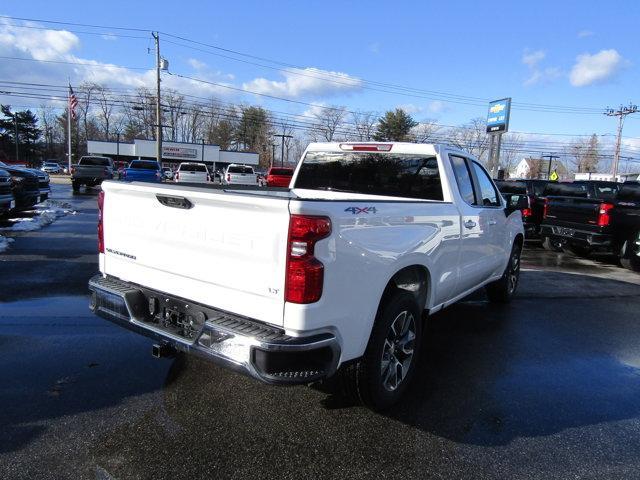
[449,155,501,294]
[100,182,291,326]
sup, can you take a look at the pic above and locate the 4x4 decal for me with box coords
[344,206,378,215]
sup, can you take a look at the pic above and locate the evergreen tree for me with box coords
[0,105,42,165]
[373,109,417,142]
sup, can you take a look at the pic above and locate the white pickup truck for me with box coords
[89,142,523,409]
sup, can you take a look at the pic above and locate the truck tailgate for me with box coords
[100,181,291,326]
[545,196,602,228]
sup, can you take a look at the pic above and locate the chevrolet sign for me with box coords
[486,98,511,134]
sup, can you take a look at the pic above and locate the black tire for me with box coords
[620,233,640,272]
[486,241,522,303]
[72,181,80,193]
[541,236,563,252]
[338,291,422,411]
[565,244,592,258]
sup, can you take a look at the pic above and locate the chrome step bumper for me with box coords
[88,274,340,384]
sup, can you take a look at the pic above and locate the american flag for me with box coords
[68,84,78,120]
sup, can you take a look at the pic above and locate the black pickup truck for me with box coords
[540,181,640,271]
[495,179,549,239]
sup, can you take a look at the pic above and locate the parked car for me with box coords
[0,161,50,204]
[539,180,622,252]
[122,160,163,183]
[266,167,294,188]
[0,168,14,216]
[162,167,174,181]
[223,164,258,185]
[89,142,524,410]
[174,162,210,183]
[0,162,40,211]
[41,161,61,174]
[495,179,549,239]
[71,156,114,192]
[539,181,640,270]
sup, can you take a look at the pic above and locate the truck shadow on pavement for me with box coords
[384,269,640,446]
[84,271,640,479]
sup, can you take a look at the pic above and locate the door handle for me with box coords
[464,220,476,229]
[488,220,497,226]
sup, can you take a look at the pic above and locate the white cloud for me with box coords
[101,34,118,41]
[569,49,626,87]
[521,49,561,86]
[187,58,206,70]
[396,101,448,117]
[242,67,362,99]
[577,30,594,38]
[522,50,545,68]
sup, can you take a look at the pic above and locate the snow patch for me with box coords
[0,200,76,238]
[0,235,14,253]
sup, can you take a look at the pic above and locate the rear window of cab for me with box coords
[295,151,444,201]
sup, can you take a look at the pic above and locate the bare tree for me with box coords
[38,104,58,157]
[310,106,346,142]
[78,82,99,144]
[499,133,524,175]
[95,86,115,140]
[565,134,600,173]
[447,118,490,164]
[411,120,440,143]
[351,111,377,141]
[123,88,157,140]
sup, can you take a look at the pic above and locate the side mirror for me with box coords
[504,194,528,215]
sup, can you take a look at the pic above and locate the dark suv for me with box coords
[0,164,40,211]
[0,168,14,216]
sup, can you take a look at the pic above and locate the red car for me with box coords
[266,167,294,187]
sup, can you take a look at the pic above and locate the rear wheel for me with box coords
[565,244,592,258]
[541,236,563,252]
[620,232,640,272]
[339,291,422,411]
[486,241,522,303]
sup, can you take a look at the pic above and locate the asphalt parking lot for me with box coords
[2,183,640,480]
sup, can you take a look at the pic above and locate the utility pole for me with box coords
[272,133,293,166]
[152,32,162,164]
[13,113,18,163]
[606,103,638,180]
[541,154,560,180]
[271,143,277,167]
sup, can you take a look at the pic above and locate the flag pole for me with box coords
[67,82,72,174]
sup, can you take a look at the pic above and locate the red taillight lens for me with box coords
[97,190,105,253]
[522,208,532,217]
[227,174,231,182]
[597,202,614,227]
[543,198,549,218]
[285,215,331,304]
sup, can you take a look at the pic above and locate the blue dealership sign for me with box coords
[486,98,511,134]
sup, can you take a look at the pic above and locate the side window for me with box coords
[450,155,476,204]
[471,161,500,207]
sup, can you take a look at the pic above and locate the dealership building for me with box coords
[86,139,259,171]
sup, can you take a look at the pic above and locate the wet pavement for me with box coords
[1,184,640,479]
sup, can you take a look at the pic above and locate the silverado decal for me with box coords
[344,206,378,215]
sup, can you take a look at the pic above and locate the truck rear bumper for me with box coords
[88,274,340,385]
[540,225,612,248]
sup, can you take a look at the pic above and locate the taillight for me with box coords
[339,143,392,152]
[227,173,231,182]
[97,190,105,254]
[285,215,331,304]
[175,172,179,181]
[597,203,614,227]
[543,198,549,218]
[522,195,533,217]
[522,208,532,218]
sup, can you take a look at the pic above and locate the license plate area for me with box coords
[142,294,207,340]
[552,226,575,237]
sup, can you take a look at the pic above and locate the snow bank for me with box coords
[0,199,76,251]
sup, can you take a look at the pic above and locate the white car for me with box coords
[223,164,258,185]
[41,162,61,174]
[89,142,523,410]
[174,163,210,183]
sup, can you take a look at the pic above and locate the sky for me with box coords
[0,0,639,164]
